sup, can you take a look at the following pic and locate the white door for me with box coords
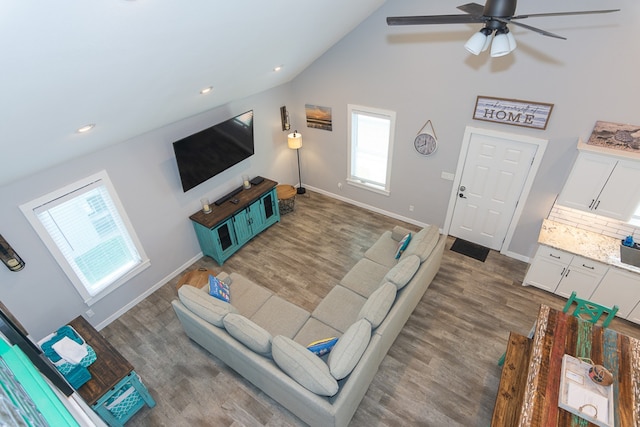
[447,128,544,251]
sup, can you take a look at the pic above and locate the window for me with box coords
[347,104,396,195]
[20,171,150,305]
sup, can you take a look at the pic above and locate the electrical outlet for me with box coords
[86,309,95,318]
[409,205,414,212]
[441,171,455,181]
[337,182,343,190]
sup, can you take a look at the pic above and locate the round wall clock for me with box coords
[414,133,438,156]
[414,119,438,156]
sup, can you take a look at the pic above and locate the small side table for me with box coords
[69,316,155,427]
[176,268,216,292]
[276,184,296,215]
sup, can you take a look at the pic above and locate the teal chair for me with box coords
[498,291,619,366]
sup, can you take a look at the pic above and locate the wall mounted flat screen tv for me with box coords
[173,110,254,192]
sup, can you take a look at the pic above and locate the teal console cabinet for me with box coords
[190,179,280,265]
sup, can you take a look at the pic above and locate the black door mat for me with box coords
[450,238,490,262]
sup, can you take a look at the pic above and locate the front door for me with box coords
[447,127,545,251]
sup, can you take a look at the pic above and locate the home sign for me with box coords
[473,96,553,130]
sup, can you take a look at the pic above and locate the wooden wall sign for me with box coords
[473,96,553,130]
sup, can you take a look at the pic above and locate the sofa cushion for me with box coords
[363,231,399,268]
[223,313,272,357]
[401,225,439,262]
[312,286,366,333]
[250,296,310,339]
[328,319,372,380]
[340,258,389,298]
[391,225,412,242]
[227,272,273,318]
[358,282,397,328]
[272,336,339,396]
[178,285,238,327]
[384,255,421,290]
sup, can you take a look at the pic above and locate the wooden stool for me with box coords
[276,184,296,215]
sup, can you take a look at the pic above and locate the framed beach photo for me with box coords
[305,104,332,131]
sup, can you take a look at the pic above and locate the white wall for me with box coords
[287,0,640,257]
[2,0,639,338]
[0,85,298,339]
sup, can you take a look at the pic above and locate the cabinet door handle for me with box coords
[594,200,600,210]
[582,264,595,269]
[589,199,595,209]
[549,254,561,259]
[561,267,566,276]
[565,269,570,277]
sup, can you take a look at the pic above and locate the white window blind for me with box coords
[347,105,395,195]
[21,171,149,305]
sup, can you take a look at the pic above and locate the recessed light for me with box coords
[200,86,213,95]
[76,124,95,133]
[273,66,283,72]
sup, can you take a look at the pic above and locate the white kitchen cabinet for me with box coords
[557,151,640,221]
[627,301,640,324]
[554,255,608,299]
[589,267,640,318]
[523,246,571,292]
[523,246,606,296]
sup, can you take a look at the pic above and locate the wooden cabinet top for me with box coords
[189,178,277,229]
[69,316,133,406]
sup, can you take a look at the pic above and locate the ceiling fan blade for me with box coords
[387,14,485,26]
[512,9,620,20]
[456,3,485,16]
[496,18,567,40]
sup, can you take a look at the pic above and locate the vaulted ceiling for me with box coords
[0,1,386,186]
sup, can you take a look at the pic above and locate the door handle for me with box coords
[459,185,467,198]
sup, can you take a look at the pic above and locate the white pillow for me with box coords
[223,313,272,357]
[272,336,339,396]
[358,282,397,328]
[384,255,421,290]
[328,319,372,380]
[178,285,238,327]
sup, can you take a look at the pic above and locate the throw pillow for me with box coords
[208,275,230,302]
[272,336,339,396]
[384,255,421,290]
[358,282,397,328]
[395,233,412,259]
[223,313,272,357]
[178,285,238,327]
[307,337,339,357]
[328,319,372,380]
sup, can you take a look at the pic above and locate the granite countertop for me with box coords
[538,219,640,274]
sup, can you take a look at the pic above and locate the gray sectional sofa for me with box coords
[172,224,446,427]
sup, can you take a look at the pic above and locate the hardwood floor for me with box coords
[101,191,640,427]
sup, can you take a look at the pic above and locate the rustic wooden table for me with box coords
[492,304,640,426]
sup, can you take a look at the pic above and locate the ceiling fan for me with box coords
[387,0,620,57]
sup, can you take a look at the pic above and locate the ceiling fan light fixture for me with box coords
[482,32,494,52]
[490,31,511,57]
[506,31,517,52]
[464,27,492,55]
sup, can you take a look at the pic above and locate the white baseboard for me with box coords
[94,253,203,331]
[304,185,444,233]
